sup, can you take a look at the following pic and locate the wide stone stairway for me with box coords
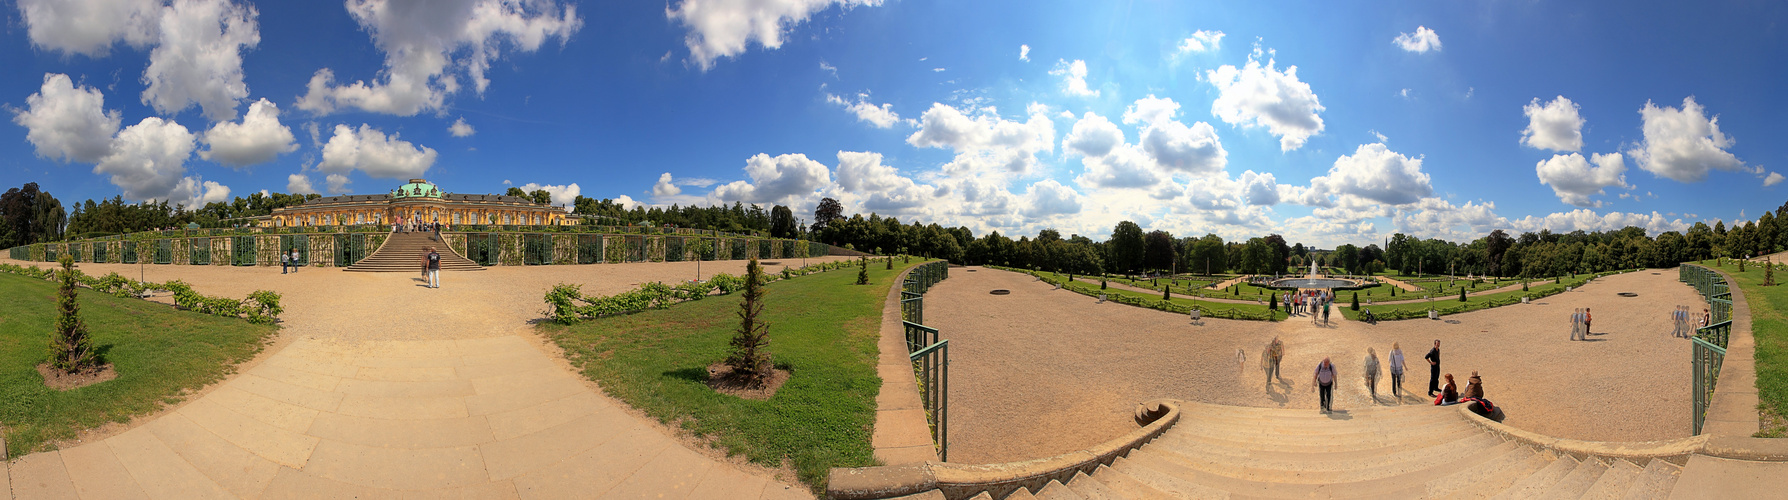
[345,231,483,272]
[974,401,1683,499]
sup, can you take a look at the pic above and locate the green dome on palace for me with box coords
[392,179,443,199]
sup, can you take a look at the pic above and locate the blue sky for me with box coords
[3,0,1785,247]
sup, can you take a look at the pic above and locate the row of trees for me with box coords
[0,183,67,249]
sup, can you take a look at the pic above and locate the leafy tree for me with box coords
[1143,230,1177,274]
[1109,221,1145,275]
[725,258,773,387]
[769,205,798,239]
[811,197,844,233]
[506,187,528,197]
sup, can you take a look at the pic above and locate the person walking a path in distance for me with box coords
[280,248,291,274]
[1389,343,1406,399]
[426,246,441,289]
[1363,348,1382,401]
[1570,308,1582,341]
[289,248,300,273]
[1583,308,1593,336]
[1671,306,1682,338]
[1314,357,1338,413]
[1322,300,1331,326]
[1425,340,1442,397]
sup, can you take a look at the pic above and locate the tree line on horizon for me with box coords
[9,182,1788,279]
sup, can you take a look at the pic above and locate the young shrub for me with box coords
[1268,293,1278,311]
[1766,258,1776,286]
[1739,259,1746,272]
[1522,280,1529,291]
[886,256,893,270]
[1459,287,1467,302]
[1351,292,1359,311]
[726,258,774,387]
[857,256,869,285]
[1163,285,1170,301]
[50,256,98,372]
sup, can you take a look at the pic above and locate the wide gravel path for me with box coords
[1,256,851,499]
[928,266,1702,464]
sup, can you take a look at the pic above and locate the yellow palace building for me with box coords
[267,179,575,228]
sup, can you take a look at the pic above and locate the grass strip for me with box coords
[1339,270,1625,321]
[539,259,924,492]
[1710,262,1788,437]
[0,272,277,458]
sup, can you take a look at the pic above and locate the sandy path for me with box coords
[1,256,851,499]
[929,267,1701,465]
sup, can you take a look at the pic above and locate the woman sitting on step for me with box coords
[1433,373,1459,406]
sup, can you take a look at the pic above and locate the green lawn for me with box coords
[1030,270,1283,320]
[0,273,278,458]
[1711,262,1788,437]
[1337,272,1611,321]
[538,260,920,492]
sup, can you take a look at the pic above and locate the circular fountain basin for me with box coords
[1269,278,1359,289]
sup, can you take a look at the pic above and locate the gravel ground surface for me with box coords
[928,266,1702,465]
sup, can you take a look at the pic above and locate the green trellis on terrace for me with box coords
[577,234,603,264]
[278,235,309,266]
[190,237,211,265]
[524,234,551,265]
[155,239,172,264]
[665,236,684,262]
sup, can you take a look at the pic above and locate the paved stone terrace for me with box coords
[929,266,1702,465]
[1,256,854,499]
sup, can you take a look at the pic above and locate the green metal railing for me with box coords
[1681,264,1734,435]
[900,260,952,461]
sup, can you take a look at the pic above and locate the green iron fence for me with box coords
[336,234,367,266]
[730,239,747,260]
[91,241,107,263]
[523,234,551,265]
[665,236,684,262]
[233,235,256,266]
[122,241,137,264]
[577,235,603,264]
[899,260,952,461]
[1681,264,1733,435]
[155,239,172,264]
[467,233,501,266]
[278,235,309,266]
[190,238,211,265]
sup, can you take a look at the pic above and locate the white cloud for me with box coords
[317,124,438,179]
[297,0,581,116]
[1176,30,1225,54]
[834,151,931,212]
[167,175,231,208]
[819,60,837,77]
[1240,170,1279,206]
[11,73,122,163]
[709,153,832,205]
[1629,97,1745,183]
[666,0,880,70]
[200,98,296,167]
[95,117,196,202]
[1535,152,1630,207]
[141,0,259,121]
[825,93,908,128]
[16,0,159,56]
[325,173,352,194]
[1767,172,1786,187]
[1062,112,1124,158]
[1022,178,1082,217]
[448,117,476,137]
[1122,95,1227,177]
[1121,95,1180,127]
[1075,144,1162,189]
[1018,44,1029,62]
[1393,25,1441,53]
[516,182,580,208]
[906,102,1055,177]
[1508,209,1689,236]
[1050,59,1099,97]
[1310,142,1434,206]
[287,173,318,194]
[653,172,681,197]
[1520,96,1584,152]
[1206,56,1325,151]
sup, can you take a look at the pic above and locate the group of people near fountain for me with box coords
[1284,290,1334,325]
[1259,337,1498,419]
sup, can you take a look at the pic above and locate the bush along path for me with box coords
[1339,269,1627,321]
[0,262,283,324]
[539,257,933,493]
[995,266,1283,321]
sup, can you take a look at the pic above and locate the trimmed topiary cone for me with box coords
[857,256,869,285]
[50,256,97,372]
[725,257,773,387]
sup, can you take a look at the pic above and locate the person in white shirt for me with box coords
[1363,348,1382,401]
[1389,343,1406,399]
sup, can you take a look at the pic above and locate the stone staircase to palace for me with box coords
[947,402,1684,500]
[344,231,485,272]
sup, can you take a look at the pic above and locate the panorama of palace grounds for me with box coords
[5,213,1788,499]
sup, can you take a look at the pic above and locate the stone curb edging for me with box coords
[1691,266,1788,461]
[828,400,1180,500]
[1454,404,1708,465]
[870,262,942,466]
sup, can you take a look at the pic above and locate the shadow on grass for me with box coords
[664,366,710,383]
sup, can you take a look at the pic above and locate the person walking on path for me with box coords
[1570,308,1582,341]
[1322,300,1331,326]
[426,246,441,289]
[1363,348,1381,402]
[1314,357,1338,413]
[280,248,291,274]
[1584,308,1593,336]
[1266,337,1285,387]
[289,248,300,273]
[1389,343,1406,399]
[1425,340,1442,397]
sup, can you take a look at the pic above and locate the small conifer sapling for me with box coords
[725,258,774,387]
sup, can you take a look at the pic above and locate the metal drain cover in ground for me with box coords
[1618,292,1639,297]
[967,269,977,272]
[990,289,1011,295]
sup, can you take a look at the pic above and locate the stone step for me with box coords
[1488,453,1579,500]
[1174,412,1463,440]
[1118,442,1501,500]
[1149,424,1485,463]
[1005,486,1037,499]
[1165,416,1471,452]
[1105,454,1228,499]
[1617,460,1680,500]
[1148,429,1498,480]
[1176,406,1456,429]
[1579,459,1645,500]
[1178,401,1450,423]
[1081,463,1172,499]
[1427,444,1549,499]
[1537,457,1610,500]
[1063,471,1126,500]
[1143,434,1512,488]
[1032,479,1082,500]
